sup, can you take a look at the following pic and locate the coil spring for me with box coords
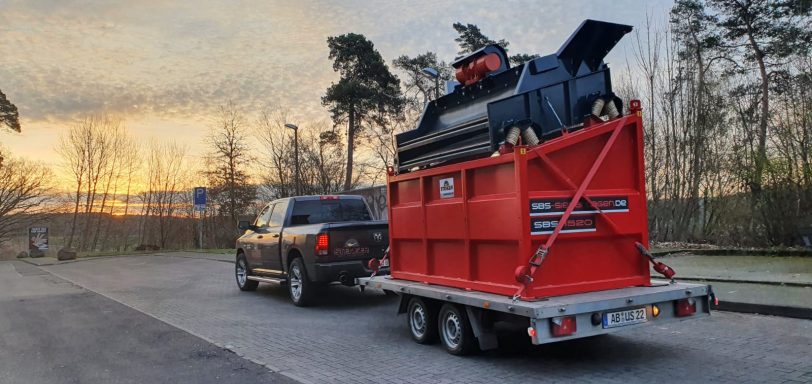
[505,126,521,145]
[522,127,540,146]
[603,100,620,118]
[591,98,606,117]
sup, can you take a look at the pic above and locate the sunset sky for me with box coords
[1,0,671,172]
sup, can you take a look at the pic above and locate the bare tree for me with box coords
[56,122,89,248]
[206,103,257,227]
[633,11,663,202]
[146,141,189,248]
[116,139,140,250]
[256,108,296,198]
[0,148,52,245]
[91,122,131,250]
[255,110,347,199]
[56,115,123,251]
[309,123,347,193]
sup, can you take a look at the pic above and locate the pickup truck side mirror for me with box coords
[238,220,255,231]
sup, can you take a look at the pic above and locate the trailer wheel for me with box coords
[407,297,438,344]
[438,303,477,355]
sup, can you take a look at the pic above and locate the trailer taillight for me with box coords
[315,233,329,256]
[550,316,576,337]
[675,298,696,317]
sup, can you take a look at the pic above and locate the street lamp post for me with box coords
[284,123,301,196]
[421,67,440,100]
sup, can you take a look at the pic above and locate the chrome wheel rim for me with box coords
[410,305,427,338]
[236,259,247,286]
[442,311,462,349]
[289,264,302,301]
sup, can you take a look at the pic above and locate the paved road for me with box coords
[0,261,295,384]
[36,253,812,384]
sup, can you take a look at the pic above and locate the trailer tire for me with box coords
[288,257,315,307]
[235,253,258,292]
[407,297,438,344]
[438,303,477,355]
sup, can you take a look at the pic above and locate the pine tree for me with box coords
[0,89,20,132]
[322,33,403,190]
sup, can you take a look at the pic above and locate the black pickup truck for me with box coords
[235,195,388,306]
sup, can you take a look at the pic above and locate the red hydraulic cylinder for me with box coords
[455,53,502,85]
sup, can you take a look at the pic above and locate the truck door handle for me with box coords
[272,234,280,238]
[257,235,264,239]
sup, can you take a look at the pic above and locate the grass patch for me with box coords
[651,248,812,257]
[77,250,181,258]
[75,248,236,258]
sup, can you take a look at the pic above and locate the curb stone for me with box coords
[713,301,812,320]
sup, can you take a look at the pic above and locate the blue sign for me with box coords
[194,187,207,209]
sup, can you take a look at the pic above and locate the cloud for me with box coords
[0,0,673,135]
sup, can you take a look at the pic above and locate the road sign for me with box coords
[29,227,49,251]
[194,187,207,210]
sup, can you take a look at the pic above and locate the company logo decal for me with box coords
[529,196,629,216]
[530,214,597,235]
[345,238,360,248]
[439,177,455,198]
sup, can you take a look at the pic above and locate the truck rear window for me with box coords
[289,199,372,226]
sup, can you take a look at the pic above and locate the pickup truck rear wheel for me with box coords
[438,303,477,355]
[407,297,438,344]
[288,257,315,307]
[236,253,258,291]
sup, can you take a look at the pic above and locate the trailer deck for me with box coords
[359,275,711,345]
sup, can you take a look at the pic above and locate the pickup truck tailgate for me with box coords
[327,221,389,260]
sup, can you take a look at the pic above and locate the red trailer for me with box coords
[387,111,649,300]
[359,20,712,355]
[360,108,712,354]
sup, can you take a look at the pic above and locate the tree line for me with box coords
[621,0,811,245]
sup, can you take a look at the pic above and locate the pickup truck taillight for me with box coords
[315,233,329,256]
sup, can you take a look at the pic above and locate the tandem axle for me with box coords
[358,276,711,355]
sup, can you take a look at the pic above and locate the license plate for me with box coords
[380,258,389,267]
[602,307,647,329]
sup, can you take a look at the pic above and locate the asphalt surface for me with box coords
[30,253,812,384]
[0,261,295,384]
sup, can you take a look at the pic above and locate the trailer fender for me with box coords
[397,294,411,315]
[465,306,498,351]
